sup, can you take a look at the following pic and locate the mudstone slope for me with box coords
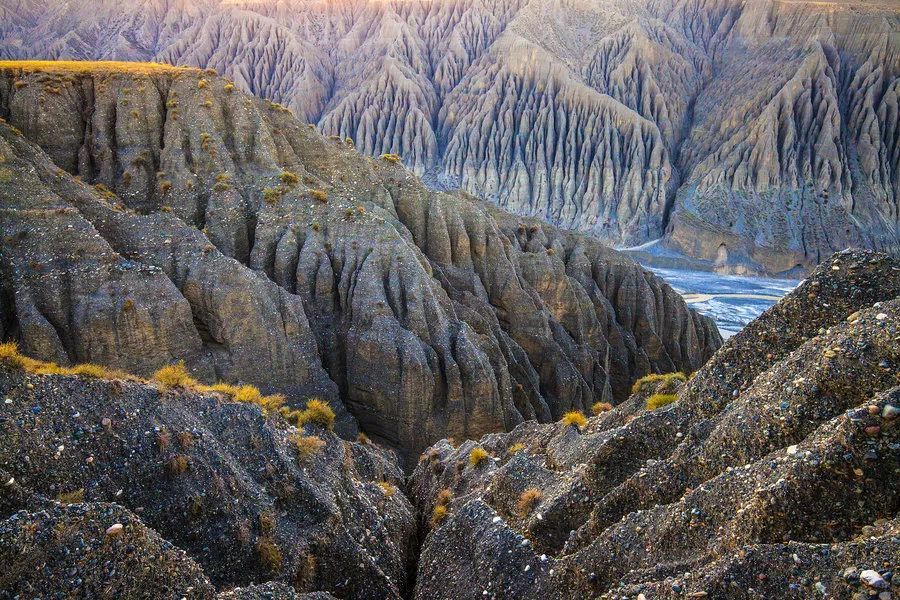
[0,62,719,459]
[1,0,898,274]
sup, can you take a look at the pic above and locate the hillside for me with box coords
[0,0,897,274]
[2,250,897,598]
[0,61,719,459]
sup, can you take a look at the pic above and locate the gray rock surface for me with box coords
[0,364,414,598]
[410,251,900,599]
[1,0,897,274]
[0,63,719,458]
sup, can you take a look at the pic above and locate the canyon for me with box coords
[0,0,897,275]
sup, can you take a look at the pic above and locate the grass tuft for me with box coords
[292,434,326,460]
[295,399,335,430]
[468,446,489,467]
[631,372,687,395]
[591,402,613,415]
[561,410,587,429]
[646,393,678,411]
[152,361,198,391]
[516,488,542,517]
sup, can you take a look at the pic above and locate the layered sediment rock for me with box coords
[2,0,897,273]
[0,63,718,457]
[410,251,900,599]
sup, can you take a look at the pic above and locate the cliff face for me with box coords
[0,63,719,458]
[1,0,897,274]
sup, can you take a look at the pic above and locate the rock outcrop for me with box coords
[0,362,413,598]
[0,62,719,458]
[1,0,897,274]
[410,250,900,599]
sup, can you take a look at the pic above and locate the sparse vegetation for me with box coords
[263,187,283,204]
[516,488,542,517]
[166,454,190,475]
[309,189,328,203]
[0,342,134,381]
[279,171,299,186]
[56,488,86,504]
[197,78,208,89]
[646,393,678,411]
[380,153,402,164]
[213,181,231,193]
[224,83,235,93]
[295,399,336,430]
[152,361,199,391]
[431,488,452,526]
[292,434,326,460]
[356,432,371,444]
[159,180,172,193]
[508,442,525,454]
[377,481,396,497]
[256,538,283,571]
[591,402,613,415]
[561,410,587,429]
[468,446,489,467]
[631,372,687,395]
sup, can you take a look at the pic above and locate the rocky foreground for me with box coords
[0,62,719,459]
[1,250,897,599]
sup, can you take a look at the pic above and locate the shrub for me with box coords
[152,361,198,390]
[468,446,489,467]
[0,168,12,183]
[263,187,282,204]
[279,171,300,186]
[377,481,396,497]
[356,432,370,444]
[508,442,525,454]
[167,454,190,475]
[197,79,208,89]
[56,488,85,504]
[646,393,678,411]
[213,181,231,193]
[122,298,135,312]
[591,402,613,415]
[159,180,172,193]
[256,538,283,571]
[516,488,542,517]
[631,372,687,395]
[292,434,326,460]
[14,80,27,89]
[296,399,335,430]
[380,153,402,164]
[224,83,235,93]
[309,189,328,203]
[561,410,587,429]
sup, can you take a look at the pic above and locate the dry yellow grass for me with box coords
[292,434,326,460]
[646,393,678,410]
[516,488,542,517]
[468,446,489,467]
[295,399,335,430]
[152,361,199,391]
[631,372,687,395]
[0,341,134,381]
[561,410,587,428]
[377,481,396,497]
[0,60,194,75]
[591,402,613,415]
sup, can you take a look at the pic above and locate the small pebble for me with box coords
[105,523,124,537]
